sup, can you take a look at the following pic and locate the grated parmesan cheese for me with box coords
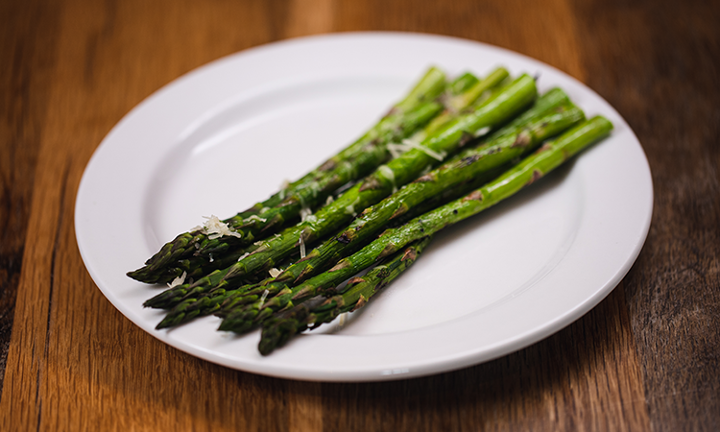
[167,271,187,288]
[475,126,491,137]
[299,236,306,259]
[299,206,313,222]
[268,268,282,278]
[401,139,446,161]
[245,215,267,223]
[259,289,269,307]
[201,215,242,240]
[325,195,334,205]
[338,312,347,327]
[237,252,250,262]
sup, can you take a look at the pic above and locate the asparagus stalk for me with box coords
[218,116,613,333]
[128,67,448,283]
[143,74,537,310]
[153,88,573,328]
[259,236,433,355]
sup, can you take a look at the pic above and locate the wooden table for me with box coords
[2,0,718,430]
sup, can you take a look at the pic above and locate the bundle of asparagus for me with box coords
[257,116,613,353]
[143,70,534,310]
[154,91,580,329]
[129,66,613,356]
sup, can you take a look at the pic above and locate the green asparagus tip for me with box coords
[143,289,181,309]
[217,312,250,332]
[258,320,299,356]
[127,268,156,284]
[155,316,178,330]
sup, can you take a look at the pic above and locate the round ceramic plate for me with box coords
[75,32,653,382]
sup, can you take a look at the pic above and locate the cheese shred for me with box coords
[300,207,313,222]
[387,139,446,162]
[475,126,491,137]
[259,289,269,307]
[245,215,267,223]
[167,271,187,288]
[401,139,446,161]
[201,215,242,240]
[299,236,306,259]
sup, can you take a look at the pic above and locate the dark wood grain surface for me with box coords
[1,0,718,430]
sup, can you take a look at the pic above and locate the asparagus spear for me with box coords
[128,67,448,283]
[218,116,614,333]
[143,74,537,310]
[152,88,572,327]
[259,236,434,355]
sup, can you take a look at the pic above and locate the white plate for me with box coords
[75,32,653,382]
